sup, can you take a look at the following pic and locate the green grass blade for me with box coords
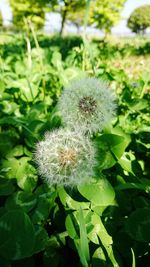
[78,207,90,267]
[131,248,136,267]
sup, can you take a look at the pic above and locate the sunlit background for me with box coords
[0,0,150,35]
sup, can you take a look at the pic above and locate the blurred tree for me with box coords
[0,11,3,27]
[89,0,126,33]
[9,0,54,30]
[67,8,85,33]
[127,5,150,34]
[56,0,86,35]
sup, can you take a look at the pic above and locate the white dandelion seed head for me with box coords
[34,128,97,187]
[57,77,117,134]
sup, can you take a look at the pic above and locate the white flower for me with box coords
[57,77,116,134]
[34,129,96,187]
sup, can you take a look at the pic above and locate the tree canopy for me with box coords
[127,5,150,34]
[9,0,126,34]
[90,0,126,33]
[56,0,86,35]
[9,0,50,29]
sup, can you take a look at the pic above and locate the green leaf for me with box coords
[0,79,5,95]
[96,133,130,169]
[0,133,15,158]
[78,208,90,263]
[128,99,148,111]
[125,208,150,242]
[92,247,111,267]
[11,78,38,102]
[43,232,67,267]
[65,212,79,239]
[66,210,119,267]
[58,187,89,210]
[0,178,15,196]
[89,214,119,267]
[31,190,56,224]
[118,153,135,175]
[131,248,136,267]
[2,100,19,115]
[66,210,90,267]
[16,157,38,192]
[115,182,150,192]
[6,145,24,158]
[51,51,63,70]
[0,210,35,260]
[33,226,49,254]
[78,179,115,206]
[59,67,84,86]
[5,191,37,213]
[2,157,20,179]
[2,157,37,191]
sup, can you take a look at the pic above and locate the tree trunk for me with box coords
[59,2,68,36]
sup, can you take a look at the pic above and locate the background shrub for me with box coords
[127,5,150,34]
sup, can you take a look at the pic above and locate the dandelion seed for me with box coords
[57,77,116,134]
[35,129,96,187]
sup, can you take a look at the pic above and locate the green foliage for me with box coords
[0,32,150,267]
[56,0,87,35]
[128,5,150,34]
[54,0,126,34]
[0,210,35,260]
[9,0,48,29]
[90,0,126,33]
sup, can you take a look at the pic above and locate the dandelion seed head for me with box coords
[79,96,97,116]
[57,77,116,134]
[35,129,96,187]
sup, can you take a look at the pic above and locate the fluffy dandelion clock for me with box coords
[57,77,116,134]
[35,129,96,187]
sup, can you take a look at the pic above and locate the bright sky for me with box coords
[0,0,150,34]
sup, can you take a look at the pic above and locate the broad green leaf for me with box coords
[16,157,38,192]
[0,178,15,196]
[11,79,38,102]
[0,133,16,158]
[95,133,130,169]
[125,208,150,242]
[6,145,24,158]
[31,190,56,224]
[33,226,49,254]
[115,182,150,192]
[0,210,35,260]
[2,157,38,191]
[0,79,5,94]
[5,191,37,213]
[59,67,84,86]
[58,187,90,210]
[89,214,119,267]
[92,247,111,267]
[66,210,90,267]
[128,99,148,111]
[43,232,67,267]
[2,157,20,179]
[51,51,63,70]
[66,210,119,267]
[78,179,115,206]
[118,153,135,175]
[2,100,19,115]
